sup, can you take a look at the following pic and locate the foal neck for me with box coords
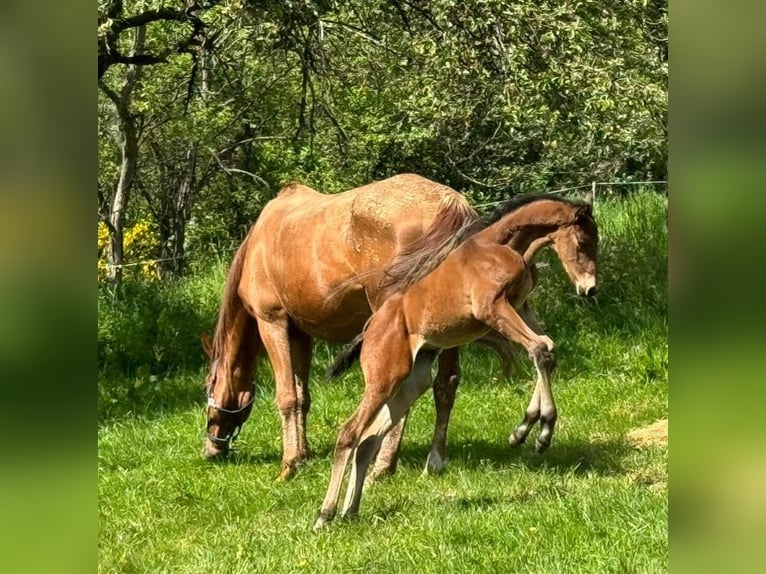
[482,200,575,254]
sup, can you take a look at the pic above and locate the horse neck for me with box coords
[480,202,573,254]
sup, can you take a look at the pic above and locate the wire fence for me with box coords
[103,179,667,270]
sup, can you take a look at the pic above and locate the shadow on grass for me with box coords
[205,441,336,467]
[199,434,631,480]
[394,436,633,477]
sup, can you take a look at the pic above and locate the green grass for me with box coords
[98,190,668,573]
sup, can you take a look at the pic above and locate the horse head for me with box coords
[201,342,255,460]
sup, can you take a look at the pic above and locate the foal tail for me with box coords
[326,332,365,379]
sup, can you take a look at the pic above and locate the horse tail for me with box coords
[326,332,365,379]
[379,192,479,296]
[207,229,263,389]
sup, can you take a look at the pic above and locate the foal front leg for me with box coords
[478,301,557,452]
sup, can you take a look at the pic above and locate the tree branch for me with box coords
[210,149,270,190]
[98,80,120,108]
[98,3,217,79]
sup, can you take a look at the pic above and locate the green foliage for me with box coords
[98,0,666,260]
[97,258,228,377]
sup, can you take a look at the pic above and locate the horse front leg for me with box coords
[258,318,313,481]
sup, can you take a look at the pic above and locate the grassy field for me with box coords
[98,191,668,573]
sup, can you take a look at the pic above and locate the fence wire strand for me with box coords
[103,179,667,269]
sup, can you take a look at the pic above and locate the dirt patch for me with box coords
[626,418,668,447]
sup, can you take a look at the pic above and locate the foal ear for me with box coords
[201,333,213,358]
[583,189,594,205]
[575,202,593,222]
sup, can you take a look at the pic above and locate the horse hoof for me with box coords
[423,451,447,475]
[201,444,229,461]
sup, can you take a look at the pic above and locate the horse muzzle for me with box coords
[201,436,230,460]
[576,276,597,298]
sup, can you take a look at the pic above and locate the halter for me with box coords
[205,359,255,446]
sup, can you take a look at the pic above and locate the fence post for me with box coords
[591,181,597,206]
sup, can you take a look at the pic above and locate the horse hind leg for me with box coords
[424,347,460,475]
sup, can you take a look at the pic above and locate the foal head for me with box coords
[201,337,255,460]
[550,200,599,297]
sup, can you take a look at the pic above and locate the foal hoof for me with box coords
[508,432,527,448]
[534,438,551,454]
[277,463,297,482]
[313,515,331,530]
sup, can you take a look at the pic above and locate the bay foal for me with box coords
[315,194,598,528]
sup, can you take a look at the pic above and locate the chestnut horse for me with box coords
[314,194,598,528]
[202,174,478,479]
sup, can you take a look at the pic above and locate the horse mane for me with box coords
[377,193,478,296]
[206,228,252,391]
[379,192,586,295]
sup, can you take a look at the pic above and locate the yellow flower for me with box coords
[98,219,161,283]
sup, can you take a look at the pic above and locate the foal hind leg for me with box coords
[342,350,436,519]
[315,319,414,529]
[368,415,408,482]
[424,347,461,475]
[258,318,313,480]
[371,347,457,479]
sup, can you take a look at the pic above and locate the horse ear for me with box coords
[201,333,213,358]
[583,189,594,206]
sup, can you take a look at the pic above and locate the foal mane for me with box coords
[479,192,587,230]
[379,192,587,295]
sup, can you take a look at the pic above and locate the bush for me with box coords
[98,258,228,377]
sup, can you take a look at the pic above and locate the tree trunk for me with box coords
[107,115,139,285]
[158,144,197,278]
[102,26,146,288]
